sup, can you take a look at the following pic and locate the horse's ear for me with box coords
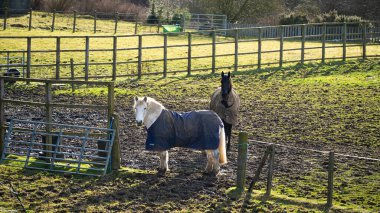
[221,71,224,77]
[228,72,231,78]
[134,96,138,102]
[143,96,148,102]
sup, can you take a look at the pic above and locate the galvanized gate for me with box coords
[1,119,115,176]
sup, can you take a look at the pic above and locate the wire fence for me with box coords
[239,136,380,211]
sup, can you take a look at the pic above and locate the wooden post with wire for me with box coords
[327,151,334,208]
[187,32,192,76]
[111,113,121,170]
[279,26,284,68]
[342,22,347,61]
[163,33,168,77]
[70,58,75,92]
[56,37,61,80]
[212,30,216,73]
[258,27,262,69]
[234,29,239,72]
[362,23,367,59]
[322,23,326,63]
[51,9,56,32]
[73,10,77,33]
[266,144,275,196]
[237,132,248,191]
[3,7,8,30]
[114,12,118,34]
[301,24,306,65]
[28,8,33,31]
[138,35,142,79]
[93,10,97,33]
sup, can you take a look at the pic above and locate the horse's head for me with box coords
[221,71,232,103]
[133,96,148,126]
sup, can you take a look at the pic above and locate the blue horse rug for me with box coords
[146,109,224,151]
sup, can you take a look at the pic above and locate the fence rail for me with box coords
[0,22,379,80]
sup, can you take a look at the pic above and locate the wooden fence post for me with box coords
[322,23,326,63]
[107,82,115,129]
[73,10,77,33]
[163,33,168,77]
[187,32,192,76]
[70,58,75,92]
[157,21,160,33]
[134,21,138,34]
[45,82,53,158]
[114,12,118,34]
[51,9,56,32]
[137,35,142,79]
[26,37,31,80]
[93,10,97,34]
[28,8,32,31]
[112,36,117,81]
[237,132,248,190]
[342,22,347,61]
[327,151,334,208]
[362,23,367,59]
[279,26,284,68]
[111,112,121,170]
[55,37,60,80]
[212,30,216,74]
[234,29,239,72]
[3,7,8,30]
[301,24,306,65]
[266,144,275,196]
[84,36,89,81]
[0,79,4,157]
[258,27,262,70]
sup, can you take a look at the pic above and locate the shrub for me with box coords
[314,10,368,24]
[171,14,182,25]
[280,14,308,25]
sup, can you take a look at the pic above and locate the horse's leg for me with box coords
[159,151,169,173]
[212,149,220,175]
[223,120,233,151]
[205,150,213,174]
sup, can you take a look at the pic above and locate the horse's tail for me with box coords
[219,126,227,165]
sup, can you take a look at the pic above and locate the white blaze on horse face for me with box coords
[134,99,148,126]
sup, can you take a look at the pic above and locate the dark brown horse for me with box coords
[210,71,240,151]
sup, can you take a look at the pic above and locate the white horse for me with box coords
[133,96,227,175]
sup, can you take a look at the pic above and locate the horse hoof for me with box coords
[203,170,219,177]
[157,169,168,177]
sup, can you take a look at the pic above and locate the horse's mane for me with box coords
[146,97,165,112]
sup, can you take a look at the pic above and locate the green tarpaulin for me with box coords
[162,25,181,33]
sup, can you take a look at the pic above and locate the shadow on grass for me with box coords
[240,190,329,213]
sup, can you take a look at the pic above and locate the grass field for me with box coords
[0,11,379,212]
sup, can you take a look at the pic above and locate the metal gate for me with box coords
[1,119,115,176]
[186,13,227,32]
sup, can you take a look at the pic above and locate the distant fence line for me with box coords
[228,22,380,42]
[0,8,168,34]
[0,9,231,34]
[0,22,379,80]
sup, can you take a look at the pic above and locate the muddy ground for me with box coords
[2,62,380,211]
